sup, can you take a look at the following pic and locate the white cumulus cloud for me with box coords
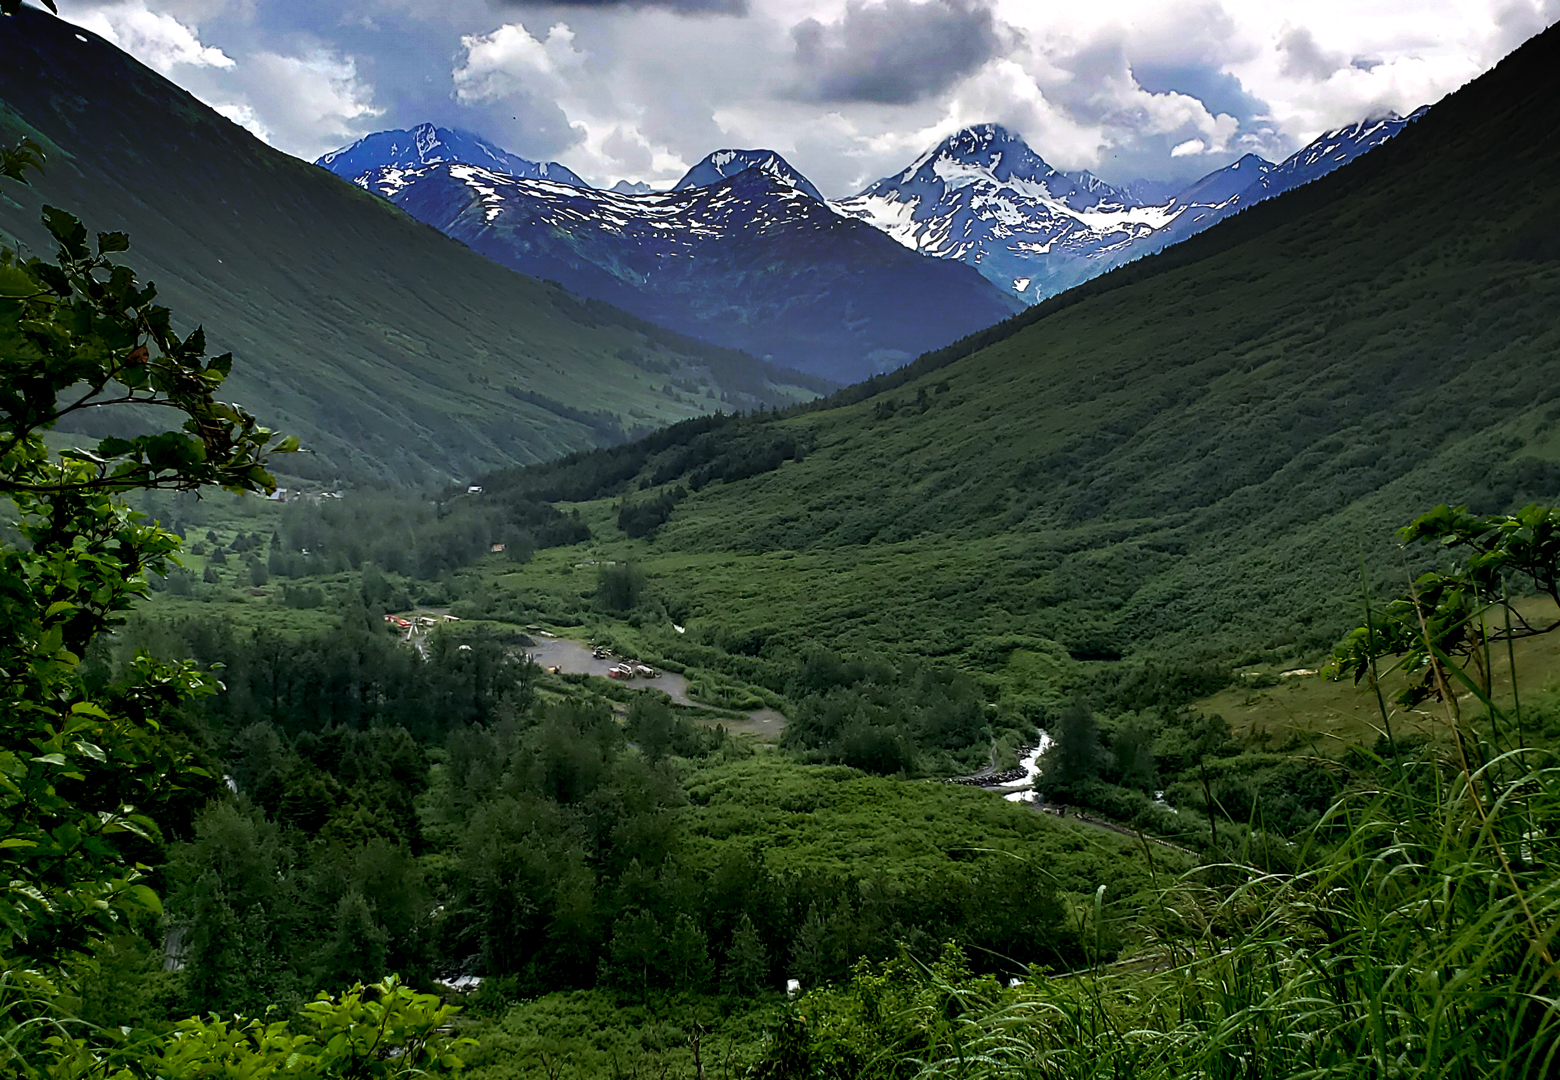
[71,0,233,72]
[51,0,1560,192]
[216,50,384,160]
[454,22,586,103]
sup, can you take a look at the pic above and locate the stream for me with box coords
[997,731,1054,803]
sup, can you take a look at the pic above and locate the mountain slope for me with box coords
[0,10,823,483]
[486,22,1560,676]
[322,149,1023,382]
[1238,110,1429,205]
[834,115,1420,303]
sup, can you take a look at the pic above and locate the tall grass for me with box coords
[774,636,1560,1078]
[932,758,1560,1078]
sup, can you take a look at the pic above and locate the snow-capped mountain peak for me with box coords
[832,123,1155,276]
[673,149,825,202]
[318,150,1017,383]
[832,108,1424,304]
[864,124,1131,214]
[412,122,442,161]
[317,123,588,194]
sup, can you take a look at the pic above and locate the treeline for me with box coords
[478,413,812,506]
[270,490,589,579]
[781,654,1004,775]
[138,488,591,585]
[430,696,1082,1003]
[123,613,536,742]
[79,619,1086,1025]
[1036,697,1341,853]
[618,486,685,539]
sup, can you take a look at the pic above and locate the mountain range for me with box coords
[0,9,826,484]
[321,129,1023,383]
[322,108,1423,371]
[833,112,1426,302]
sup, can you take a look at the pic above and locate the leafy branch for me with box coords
[1333,503,1560,706]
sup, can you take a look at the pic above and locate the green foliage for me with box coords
[459,989,780,1080]
[480,412,812,507]
[617,486,685,539]
[0,135,465,1074]
[151,615,537,741]
[0,184,285,989]
[1335,502,1560,706]
[756,756,1560,1079]
[596,561,647,613]
[43,976,472,1078]
[270,492,589,581]
[749,945,1003,1080]
[625,696,727,762]
[1041,703,1105,790]
[781,660,993,775]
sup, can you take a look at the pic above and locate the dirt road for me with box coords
[526,637,787,740]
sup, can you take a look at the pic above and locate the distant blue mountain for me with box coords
[318,133,1021,383]
[1170,153,1275,207]
[674,149,826,203]
[319,123,588,190]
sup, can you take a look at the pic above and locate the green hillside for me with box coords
[476,21,1560,674]
[0,8,827,484]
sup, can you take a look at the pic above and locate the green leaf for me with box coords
[123,882,163,916]
[0,264,40,297]
[41,205,89,261]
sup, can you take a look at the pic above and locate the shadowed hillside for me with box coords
[478,21,1560,670]
[0,8,827,483]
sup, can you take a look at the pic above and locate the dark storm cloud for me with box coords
[790,0,1002,105]
[494,0,749,13]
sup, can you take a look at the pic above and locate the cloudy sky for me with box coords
[51,0,1560,197]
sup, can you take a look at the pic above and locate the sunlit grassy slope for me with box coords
[0,9,826,484]
[484,23,1560,670]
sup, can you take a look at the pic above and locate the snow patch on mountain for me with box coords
[674,149,826,203]
[832,113,1423,304]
